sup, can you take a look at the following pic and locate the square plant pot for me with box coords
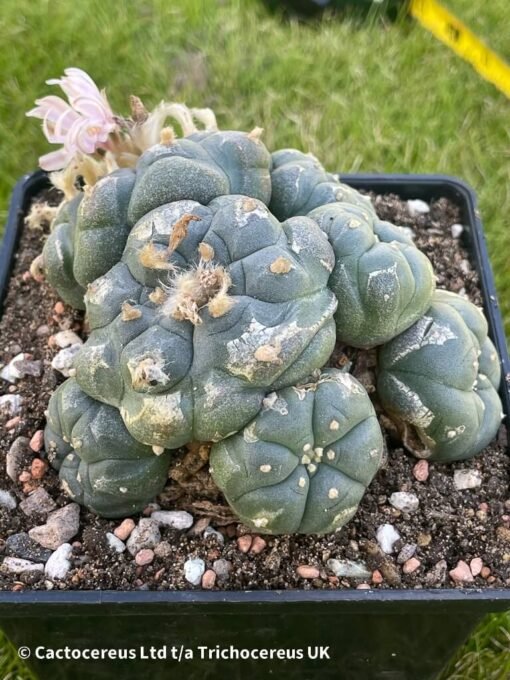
[0,171,509,680]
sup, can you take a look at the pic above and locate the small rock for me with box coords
[481,566,491,579]
[203,525,225,545]
[13,357,42,379]
[389,492,419,513]
[5,533,52,562]
[151,510,193,530]
[19,487,57,516]
[126,518,161,556]
[0,353,27,383]
[413,460,429,482]
[449,560,474,583]
[29,430,45,452]
[407,199,430,214]
[19,471,32,483]
[135,549,154,566]
[1,557,44,574]
[5,416,21,430]
[142,502,160,516]
[184,558,205,585]
[154,541,172,559]
[36,324,50,337]
[496,526,510,543]
[45,543,73,580]
[376,524,401,554]
[202,569,217,589]
[51,344,82,377]
[29,503,80,550]
[0,489,17,510]
[296,565,320,579]
[451,223,464,238]
[453,469,482,490]
[188,517,210,535]
[470,557,483,577]
[53,301,65,315]
[0,394,23,415]
[371,570,383,584]
[106,533,126,554]
[30,458,48,480]
[113,518,135,541]
[213,559,232,582]
[397,543,417,564]
[250,536,267,554]
[403,558,421,574]
[53,330,82,349]
[326,558,371,580]
[237,535,253,553]
[417,532,432,547]
[425,560,448,586]
[356,583,371,590]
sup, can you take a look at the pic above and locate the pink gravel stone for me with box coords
[250,536,267,554]
[18,471,32,483]
[201,569,217,590]
[114,518,136,541]
[236,535,253,553]
[403,557,421,574]
[31,458,48,480]
[296,565,320,579]
[372,570,383,584]
[29,430,45,452]
[356,583,371,590]
[470,557,483,577]
[135,549,154,566]
[449,560,474,583]
[481,566,491,579]
[413,460,429,482]
[53,301,65,315]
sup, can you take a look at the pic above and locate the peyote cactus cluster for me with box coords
[30,72,503,533]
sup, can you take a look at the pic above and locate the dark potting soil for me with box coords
[0,188,508,592]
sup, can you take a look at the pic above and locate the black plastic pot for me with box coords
[0,171,509,680]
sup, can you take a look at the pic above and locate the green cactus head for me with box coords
[210,369,384,534]
[41,129,272,309]
[377,290,503,462]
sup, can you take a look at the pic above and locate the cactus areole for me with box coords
[39,138,502,531]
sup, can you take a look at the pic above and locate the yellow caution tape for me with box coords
[409,0,510,99]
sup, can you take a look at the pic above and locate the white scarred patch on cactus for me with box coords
[387,375,435,428]
[262,392,289,415]
[226,319,300,380]
[243,422,259,443]
[128,355,170,390]
[86,276,114,306]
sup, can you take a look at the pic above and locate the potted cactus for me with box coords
[0,69,509,680]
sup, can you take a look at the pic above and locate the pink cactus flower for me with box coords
[27,68,118,171]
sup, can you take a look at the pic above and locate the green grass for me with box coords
[0,630,35,680]
[0,1,509,678]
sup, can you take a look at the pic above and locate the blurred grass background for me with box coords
[0,0,509,678]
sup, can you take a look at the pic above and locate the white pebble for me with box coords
[0,353,26,383]
[2,557,44,574]
[326,558,371,580]
[0,394,23,415]
[106,532,126,553]
[451,223,464,238]
[184,558,205,585]
[151,510,194,530]
[453,469,482,490]
[376,524,401,554]
[0,489,17,510]
[203,525,225,545]
[45,543,73,580]
[407,199,430,215]
[53,330,83,349]
[51,344,82,377]
[389,492,419,513]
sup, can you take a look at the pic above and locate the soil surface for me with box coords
[0,187,508,592]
